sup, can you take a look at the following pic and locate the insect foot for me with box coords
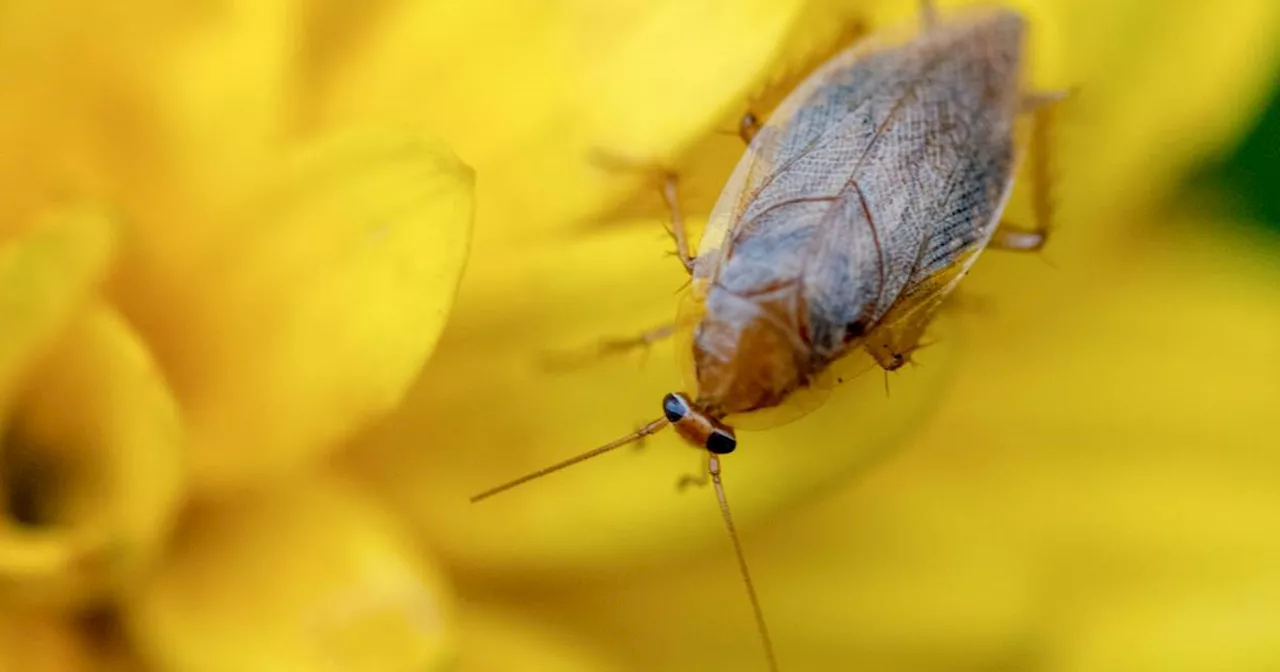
[538,323,676,372]
[588,150,694,273]
[676,471,710,491]
[738,16,871,144]
[867,337,936,372]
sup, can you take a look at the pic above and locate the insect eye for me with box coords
[662,393,688,423]
[706,429,737,454]
[844,319,866,341]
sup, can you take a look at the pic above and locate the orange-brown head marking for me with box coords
[661,392,737,454]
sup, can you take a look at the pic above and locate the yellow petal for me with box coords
[0,207,114,404]
[534,454,1034,671]
[317,0,806,246]
[112,0,304,287]
[1034,0,1280,219]
[125,471,452,672]
[935,218,1280,569]
[0,610,92,672]
[169,130,473,492]
[454,605,625,672]
[0,302,183,607]
[1047,575,1280,672]
[0,1,294,241]
[0,2,159,226]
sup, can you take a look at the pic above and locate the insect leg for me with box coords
[991,96,1062,253]
[738,17,870,144]
[919,0,939,31]
[864,305,938,372]
[659,171,696,273]
[675,469,709,491]
[540,322,676,371]
[988,223,1046,252]
[1021,89,1072,114]
[862,269,959,372]
[588,151,695,274]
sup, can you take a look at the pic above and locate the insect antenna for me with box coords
[470,418,669,503]
[708,454,779,672]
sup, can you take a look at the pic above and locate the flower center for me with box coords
[0,423,68,529]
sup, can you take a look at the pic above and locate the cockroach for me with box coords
[473,2,1063,670]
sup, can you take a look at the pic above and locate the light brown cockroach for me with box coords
[474,2,1063,669]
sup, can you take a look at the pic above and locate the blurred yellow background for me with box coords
[1,0,1279,670]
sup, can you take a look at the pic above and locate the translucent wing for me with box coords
[695,8,1025,296]
[681,8,1026,416]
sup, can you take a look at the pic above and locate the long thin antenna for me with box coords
[708,455,779,672]
[470,418,669,503]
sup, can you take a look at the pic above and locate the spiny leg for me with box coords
[873,329,937,397]
[868,330,935,373]
[540,322,676,371]
[560,153,693,371]
[990,93,1065,253]
[864,288,949,373]
[660,171,695,273]
[589,152,696,274]
[739,17,869,144]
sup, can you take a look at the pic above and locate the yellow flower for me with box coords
[0,1,473,669]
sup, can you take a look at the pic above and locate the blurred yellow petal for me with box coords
[0,2,161,227]
[0,303,183,607]
[532,453,1034,671]
[168,131,473,492]
[1047,575,1280,672]
[0,207,114,403]
[0,610,91,672]
[126,472,452,672]
[0,1,294,240]
[318,0,806,246]
[110,0,306,294]
[933,218,1280,592]
[453,605,624,672]
[149,0,298,199]
[1041,0,1280,221]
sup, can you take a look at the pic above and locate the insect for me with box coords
[474,2,1063,670]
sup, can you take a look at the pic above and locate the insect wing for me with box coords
[696,8,1026,304]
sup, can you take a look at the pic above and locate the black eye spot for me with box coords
[706,430,737,454]
[844,319,866,341]
[662,394,687,423]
